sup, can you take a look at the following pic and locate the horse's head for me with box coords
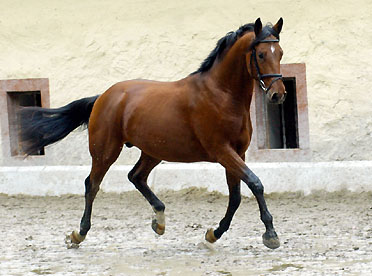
[247,18,286,104]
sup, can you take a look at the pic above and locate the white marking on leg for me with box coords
[156,211,165,225]
[271,45,275,54]
[153,207,165,225]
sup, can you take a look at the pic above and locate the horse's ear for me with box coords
[254,18,262,37]
[273,17,283,34]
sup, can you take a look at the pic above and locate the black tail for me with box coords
[19,95,99,155]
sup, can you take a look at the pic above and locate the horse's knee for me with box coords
[247,176,264,194]
[243,169,263,193]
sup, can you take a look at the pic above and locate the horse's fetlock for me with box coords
[261,211,273,224]
[80,220,91,235]
[154,202,165,212]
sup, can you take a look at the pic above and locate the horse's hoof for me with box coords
[205,228,217,243]
[262,230,280,249]
[65,231,85,249]
[152,219,165,235]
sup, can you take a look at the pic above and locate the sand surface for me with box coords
[1,188,372,275]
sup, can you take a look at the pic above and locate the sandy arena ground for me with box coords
[1,188,372,276]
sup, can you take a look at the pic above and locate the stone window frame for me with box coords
[247,63,310,161]
[0,78,50,162]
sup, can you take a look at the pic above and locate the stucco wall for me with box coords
[1,0,371,165]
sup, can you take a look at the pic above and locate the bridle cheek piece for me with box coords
[251,39,283,94]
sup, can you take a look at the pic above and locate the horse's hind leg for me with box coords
[205,170,241,242]
[65,136,123,248]
[128,152,165,235]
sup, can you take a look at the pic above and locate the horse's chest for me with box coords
[221,114,251,148]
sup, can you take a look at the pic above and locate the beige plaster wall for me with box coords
[0,0,371,165]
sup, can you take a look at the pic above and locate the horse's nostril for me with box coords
[270,92,279,102]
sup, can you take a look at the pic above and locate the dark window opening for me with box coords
[6,91,45,156]
[262,77,299,149]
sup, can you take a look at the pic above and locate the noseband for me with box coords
[251,39,282,93]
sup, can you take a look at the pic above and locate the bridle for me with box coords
[251,39,283,94]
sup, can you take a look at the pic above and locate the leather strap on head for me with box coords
[251,39,282,93]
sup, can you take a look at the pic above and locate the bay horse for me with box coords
[19,18,286,249]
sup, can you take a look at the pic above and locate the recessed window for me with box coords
[260,77,299,149]
[0,78,50,159]
[7,91,44,156]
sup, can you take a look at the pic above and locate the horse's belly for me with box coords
[130,127,210,162]
[143,143,209,162]
[125,113,210,162]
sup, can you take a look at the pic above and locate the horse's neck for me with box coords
[209,35,255,109]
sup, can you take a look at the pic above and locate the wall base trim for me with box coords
[1,161,371,196]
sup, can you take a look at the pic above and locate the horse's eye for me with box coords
[258,53,264,59]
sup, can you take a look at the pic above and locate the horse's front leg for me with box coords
[207,147,280,249]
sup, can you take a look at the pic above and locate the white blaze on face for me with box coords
[271,45,275,54]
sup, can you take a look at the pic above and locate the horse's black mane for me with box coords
[191,23,279,75]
